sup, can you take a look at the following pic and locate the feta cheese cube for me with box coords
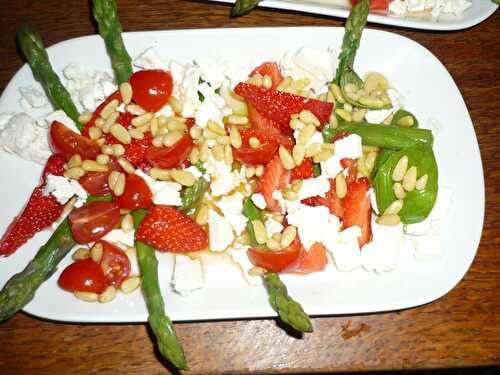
[361,220,404,273]
[171,255,204,296]
[216,192,247,235]
[229,245,262,286]
[102,229,136,249]
[42,174,88,207]
[208,209,235,251]
[330,226,362,271]
[195,56,226,90]
[251,193,267,210]
[297,176,331,200]
[19,86,48,109]
[133,47,170,70]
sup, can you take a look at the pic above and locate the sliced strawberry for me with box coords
[256,154,290,211]
[234,83,333,133]
[330,130,351,144]
[248,103,295,142]
[250,62,284,89]
[302,178,343,219]
[342,177,372,248]
[291,157,314,182]
[106,131,153,167]
[340,158,358,185]
[0,154,66,256]
[136,205,208,252]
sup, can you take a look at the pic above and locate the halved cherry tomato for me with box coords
[351,0,389,10]
[250,62,284,89]
[50,121,100,161]
[247,237,302,272]
[291,157,314,182]
[293,243,328,274]
[79,157,122,196]
[233,128,279,165]
[114,173,153,210]
[130,69,173,112]
[82,91,121,137]
[98,240,131,287]
[145,133,193,169]
[68,201,120,244]
[58,259,108,293]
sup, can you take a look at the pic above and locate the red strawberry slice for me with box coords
[106,131,153,167]
[250,62,284,89]
[256,154,290,212]
[248,103,295,143]
[340,158,358,185]
[0,154,66,256]
[291,157,314,182]
[302,178,343,219]
[136,205,208,252]
[342,177,372,248]
[234,83,333,133]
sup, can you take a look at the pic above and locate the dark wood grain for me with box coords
[0,1,499,374]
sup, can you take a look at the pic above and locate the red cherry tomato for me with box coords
[50,121,100,161]
[114,173,153,210]
[145,133,193,169]
[79,157,122,196]
[130,69,173,112]
[233,128,279,165]
[68,201,120,244]
[58,259,108,293]
[351,0,389,10]
[247,237,302,272]
[292,243,328,274]
[97,240,131,287]
[250,62,284,89]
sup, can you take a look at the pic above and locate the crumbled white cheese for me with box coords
[210,170,241,197]
[0,113,13,129]
[19,86,48,110]
[195,56,226,90]
[329,226,362,271]
[135,169,182,206]
[44,110,80,134]
[229,244,262,286]
[102,229,136,249]
[369,188,379,215]
[208,209,235,251]
[297,176,331,200]
[195,82,232,128]
[0,113,52,165]
[388,0,471,18]
[171,255,204,296]
[251,193,267,210]
[361,220,404,273]
[43,174,88,207]
[216,192,247,235]
[264,218,284,238]
[156,104,175,118]
[286,204,330,250]
[321,133,363,178]
[133,46,170,70]
[293,129,324,148]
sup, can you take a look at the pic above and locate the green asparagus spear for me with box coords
[334,0,370,84]
[242,198,263,248]
[264,273,313,332]
[132,209,187,370]
[179,178,210,215]
[92,0,133,85]
[0,219,75,321]
[231,0,261,17]
[17,23,83,130]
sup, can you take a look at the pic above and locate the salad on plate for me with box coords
[0,0,453,370]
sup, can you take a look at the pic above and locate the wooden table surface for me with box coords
[0,1,499,374]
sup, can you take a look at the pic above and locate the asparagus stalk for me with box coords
[92,0,133,85]
[179,178,210,215]
[231,0,261,17]
[132,209,187,370]
[17,23,83,130]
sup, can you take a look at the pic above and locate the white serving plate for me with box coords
[0,27,484,323]
[212,0,498,31]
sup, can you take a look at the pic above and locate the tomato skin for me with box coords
[98,240,131,287]
[145,133,193,169]
[247,237,302,272]
[292,243,328,274]
[130,69,173,112]
[58,259,109,293]
[79,157,122,196]
[50,121,100,161]
[351,0,389,10]
[233,128,279,165]
[250,62,284,89]
[114,173,153,210]
[68,201,120,244]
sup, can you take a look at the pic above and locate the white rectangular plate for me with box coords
[211,0,498,31]
[0,27,484,323]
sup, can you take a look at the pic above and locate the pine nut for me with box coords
[325,91,334,103]
[98,285,117,303]
[247,73,263,87]
[195,205,209,225]
[96,154,109,165]
[299,110,320,127]
[166,118,187,132]
[202,128,217,140]
[121,214,134,233]
[116,157,134,174]
[397,115,414,127]
[245,166,256,178]
[415,174,428,191]
[229,127,242,149]
[249,137,261,149]
[67,154,82,168]
[216,135,230,145]
[168,96,183,113]
[126,104,146,116]
[393,182,406,199]
[132,113,153,128]
[365,151,378,171]
[90,243,103,263]
[384,199,404,215]
[289,118,306,130]
[352,108,368,122]
[112,144,125,156]
[74,291,98,302]
[252,220,268,244]
[78,112,92,124]
[291,179,303,193]
[376,214,401,226]
[104,112,119,133]
[101,99,119,119]
[147,168,169,182]
[297,124,316,145]
[120,276,141,294]
[170,170,195,186]
[88,126,102,140]
[335,108,352,122]
[329,83,345,103]
[392,155,408,182]
[343,103,353,113]
[273,213,284,223]
[150,117,159,137]
[335,173,347,199]
[129,128,144,140]
[108,171,121,190]
[402,166,417,191]
[224,144,233,165]
[329,113,338,128]
[207,120,226,136]
[189,147,200,165]
[262,75,273,89]
[272,232,282,242]
[276,76,292,91]
[199,141,209,162]
[72,248,90,260]
[82,160,108,172]
[306,143,322,157]
[95,117,105,129]
[292,144,306,166]
[113,172,126,196]
[119,82,133,105]
[266,238,281,250]
[212,144,224,161]
[96,137,106,147]
[163,131,183,147]
[248,266,266,277]
[227,115,249,125]
[101,145,114,155]
[189,126,202,140]
[255,165,264,177]
[152,135,164,147]
[313,149,332,163]
[283,187,298,200]
[64,167,85,179]
[110,124,132,144]
[279,146,295,170]
[281,225,297,247]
